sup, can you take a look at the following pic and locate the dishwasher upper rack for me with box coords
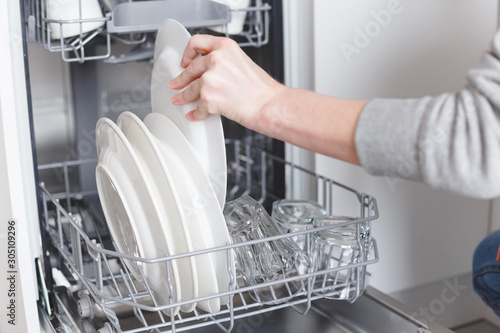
[38,139,380,333]
[25,0,272,63]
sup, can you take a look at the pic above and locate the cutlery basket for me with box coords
[38,139,379,333]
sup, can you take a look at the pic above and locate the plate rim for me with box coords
[96,117,183,312]
[117,111,199,313]
[153,19,191,62]
[151,46,227,208]
[144,112,234,307]
[95,161,144,280]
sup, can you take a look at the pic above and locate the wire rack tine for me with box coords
[38,139,379,333]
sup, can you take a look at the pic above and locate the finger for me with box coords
[180,34,223,68]
[169,55,208,90]
[185,110,197,121]
[185,108,210,121]
[171,78,201,105]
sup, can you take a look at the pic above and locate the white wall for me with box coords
[312,0,498,293]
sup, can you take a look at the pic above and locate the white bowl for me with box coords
[209,0,251,35]
[47,0,105,39]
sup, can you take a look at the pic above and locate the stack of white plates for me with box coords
[95,19,233,314]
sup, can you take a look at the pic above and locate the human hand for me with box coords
[168,35,282,128]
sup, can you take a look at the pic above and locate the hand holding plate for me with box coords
[169,34,281,127]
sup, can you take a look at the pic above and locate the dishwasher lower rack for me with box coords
[38,140,379,333]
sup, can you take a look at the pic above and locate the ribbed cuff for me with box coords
[354,98,428,182]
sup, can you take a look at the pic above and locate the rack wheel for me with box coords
[77,294,94,319]
[98,322,115,333]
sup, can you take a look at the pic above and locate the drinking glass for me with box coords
[224,196,310,304]
[272,199,326,251]
[311,216,366,300]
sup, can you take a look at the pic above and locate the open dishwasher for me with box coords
[1,0,454,332]
[34,140,452,333]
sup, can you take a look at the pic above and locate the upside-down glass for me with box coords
[224,196,310,304]
[272,199,326,252]
[311,216,366,300]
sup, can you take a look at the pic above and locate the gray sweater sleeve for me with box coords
[355,29,500,199]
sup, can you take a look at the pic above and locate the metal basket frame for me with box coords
[38,139,379,333]
[26,0,272,63]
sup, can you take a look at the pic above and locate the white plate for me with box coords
[117,111,198,313]
[96,162,143,280]
[96,117,182,315]
[152,19,227,209]
[153,19,191,62]
[144,112,234,310]
[151,139,221,313]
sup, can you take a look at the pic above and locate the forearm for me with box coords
[247,85,368,165]
[170,35,367,165]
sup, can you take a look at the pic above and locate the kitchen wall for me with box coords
[307,0,498,294]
